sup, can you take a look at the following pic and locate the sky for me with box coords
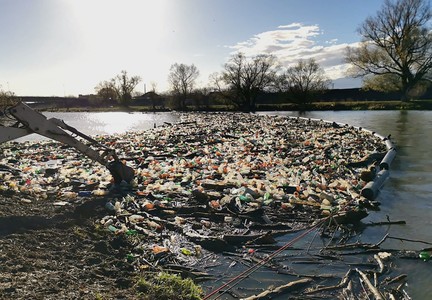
[0,0,387,97]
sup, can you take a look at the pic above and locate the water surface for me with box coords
[261,110,432,299]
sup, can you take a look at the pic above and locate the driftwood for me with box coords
[374,254,385,274]
[366,220,406,226]
[346,152,386,168]
[240,278,312,300]
[325,241,379,251]
[277,268,338,279]
[305,269,353,294]
[356,269,385,300]
[223,232,276,245]
[341,280,357,300]
[382,274,407,286]
[326,233,389,251]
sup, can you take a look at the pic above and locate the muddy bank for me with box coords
[1,112,409,299]
[0,196,140,299]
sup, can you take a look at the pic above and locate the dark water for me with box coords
[261,110,432,299]
[15,110,432,298]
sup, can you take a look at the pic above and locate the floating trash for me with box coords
[0,112,391,269]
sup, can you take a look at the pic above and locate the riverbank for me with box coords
[0,112,411,299]
[25,99,432,113]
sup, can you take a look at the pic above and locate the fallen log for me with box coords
[240,278,312,300]
[346,152,386,168]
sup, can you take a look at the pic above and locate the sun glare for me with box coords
[64,0,172,92]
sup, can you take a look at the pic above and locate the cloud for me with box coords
[229,23,358,81]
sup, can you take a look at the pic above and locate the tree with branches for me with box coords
[94,83,117,101]
[281,58,331,109]
[0,86,17,108]
[168,63,199,110]
[345,0,432,100]
[95,70,141,105]
[213,53,278,112]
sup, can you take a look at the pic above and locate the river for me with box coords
[13,110,432,298]
[262,110,432,299]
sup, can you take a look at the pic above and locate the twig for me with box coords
[387,235,432,245]
[374,254,385,274]
[358,276,371,300]
[342,280,357,300]
[277,268,337,279]
[305,269,353,294]
[325,241,378,250]
[366,220,406,226]
[306,221,325,253]
[240,278,312,300]
[382,274,407,286]
[389,293,397,300]
[373,233,389,248]
[356,269,384,300]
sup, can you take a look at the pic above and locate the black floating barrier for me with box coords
[361,169,390,200]
[379,148,397,170]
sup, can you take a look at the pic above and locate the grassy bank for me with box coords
[34,99,432,113]
[256,99,432,111]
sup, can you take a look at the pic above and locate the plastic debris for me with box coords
[0,112,389,269]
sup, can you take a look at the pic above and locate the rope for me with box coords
[203,218,327,300]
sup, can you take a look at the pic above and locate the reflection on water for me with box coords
[17,111,180,141]
[12,110,432,298]
[44,111,181,135]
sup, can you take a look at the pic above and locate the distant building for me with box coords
[133,92,166,108]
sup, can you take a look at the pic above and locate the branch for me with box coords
[305,269,353,294]
[240,278,312,300]
[356,269,385,300]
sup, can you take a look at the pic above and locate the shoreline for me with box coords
[21,98,432,113]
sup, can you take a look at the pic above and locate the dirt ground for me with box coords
[0,195,141,300]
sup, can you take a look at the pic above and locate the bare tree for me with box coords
[214,53,278,111]
[345,0,432,100]
[168,63,199,109]
[95,70,141,105]
[95,82,117,101]
[0,86,17,108]
[282,58,331,108]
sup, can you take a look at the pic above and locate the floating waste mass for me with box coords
[0,112,390,268]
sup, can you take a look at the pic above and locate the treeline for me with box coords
[18,86,432,112]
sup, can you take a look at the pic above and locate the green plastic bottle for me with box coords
[419,251,431,261]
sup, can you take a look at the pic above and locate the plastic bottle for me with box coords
[78,191,92,197]
[92,189,108,196]
[105,201,116,211]
[419,251,431,261]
